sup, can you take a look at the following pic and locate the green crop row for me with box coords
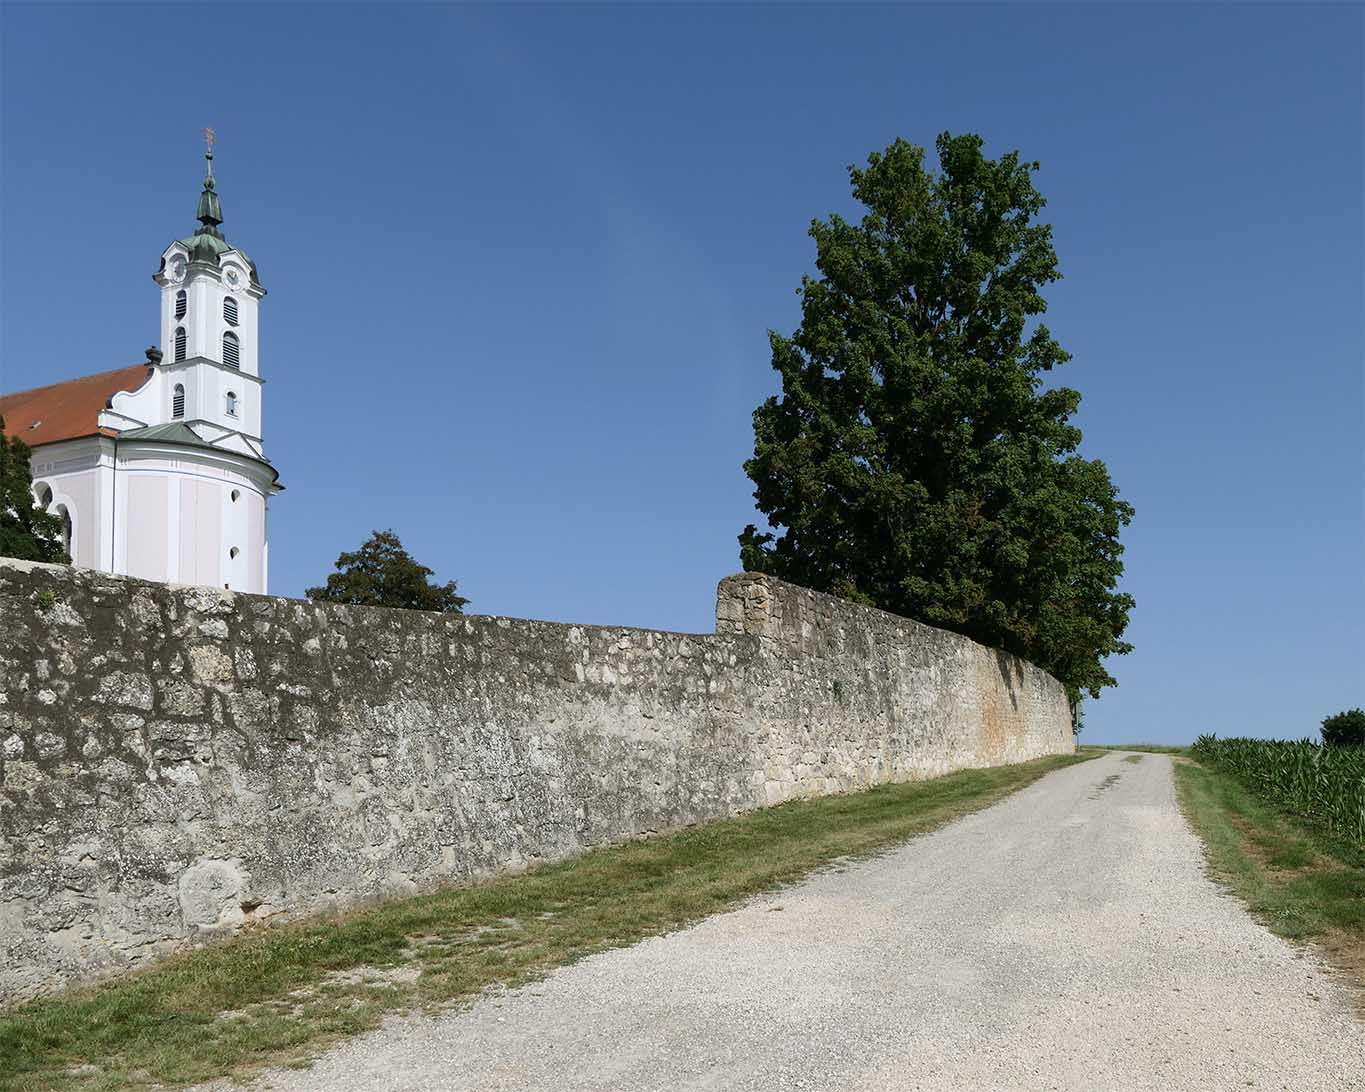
[1191,735,1365,846]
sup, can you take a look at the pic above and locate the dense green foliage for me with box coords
[306,529,467,613]
[1320,708,1365,748]
[1191,735,1365,844]
[739,133,1133,699]
[0,417,70,564]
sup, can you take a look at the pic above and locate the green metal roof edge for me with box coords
[116,422,281,484]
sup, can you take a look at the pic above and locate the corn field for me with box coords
[1191,735,1365,846]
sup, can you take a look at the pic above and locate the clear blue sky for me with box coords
[2,3,1360,745]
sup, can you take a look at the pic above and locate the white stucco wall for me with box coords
[60,473,97,568]
[124,475,169,582]
[28,438,103,570]
[102,361,262,440]
[175,477,222,587]
[247,491,264,592]
[158,244,260,378]
[27,437,275,594]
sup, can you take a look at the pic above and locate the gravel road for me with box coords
[223,752,1365,1091]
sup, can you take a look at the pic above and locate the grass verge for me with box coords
[1089,743,1190,754]
[1174,759,1365,1003]
[1,750,1096,1092]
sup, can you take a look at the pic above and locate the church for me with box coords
[0,141,282,594]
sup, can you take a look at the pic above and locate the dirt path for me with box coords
[222,753,1365,1091]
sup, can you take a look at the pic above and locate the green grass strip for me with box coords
[1088,743,1190,754]
[1174,760,1365,943]
[0,751,1095,1092]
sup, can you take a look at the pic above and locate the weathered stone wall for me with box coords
[0,560,1072,1002]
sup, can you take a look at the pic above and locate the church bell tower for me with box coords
[150,129,267,438]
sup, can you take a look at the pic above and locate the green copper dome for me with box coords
[176,230,259,281]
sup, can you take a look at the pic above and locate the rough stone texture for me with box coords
[0,562,1072,1002]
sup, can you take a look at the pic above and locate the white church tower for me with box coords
[0,134,282,593]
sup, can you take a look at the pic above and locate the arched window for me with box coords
[222,331,240,368]
[223,297,238,326]
[175,289,187,320]
[55,504,72,557]
[225,390,239,417]
[174,326,187,361]
[33,483,53,509]
[172,384,185,419]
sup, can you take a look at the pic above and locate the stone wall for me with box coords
[0,560,1072,1002]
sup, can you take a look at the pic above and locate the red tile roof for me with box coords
[0,364,153,448]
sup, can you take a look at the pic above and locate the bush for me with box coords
[1321,709,1365,748]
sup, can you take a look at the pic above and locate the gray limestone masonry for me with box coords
[0,559,1072,1003]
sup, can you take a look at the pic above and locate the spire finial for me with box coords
[195,127,224,236]
[201,127,217,187]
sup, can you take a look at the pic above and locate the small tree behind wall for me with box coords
[306,529,468,613]
[0,416,70,564]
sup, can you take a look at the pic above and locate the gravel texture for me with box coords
[217,753,1365,1091]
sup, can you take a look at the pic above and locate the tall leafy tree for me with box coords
[740,133,1133,699]
[0,416,70,564]
[307,529,468,613]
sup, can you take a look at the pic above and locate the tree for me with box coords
[0,416,70,564]
[739,133,1134,700]
[1321,709,1365,748]
[306,529,468,613]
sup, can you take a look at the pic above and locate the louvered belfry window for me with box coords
[223,332,240,368]
[174,326,187,361]
[223,297,238,326]
[172,384,185,419]
[175,290,187,320]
